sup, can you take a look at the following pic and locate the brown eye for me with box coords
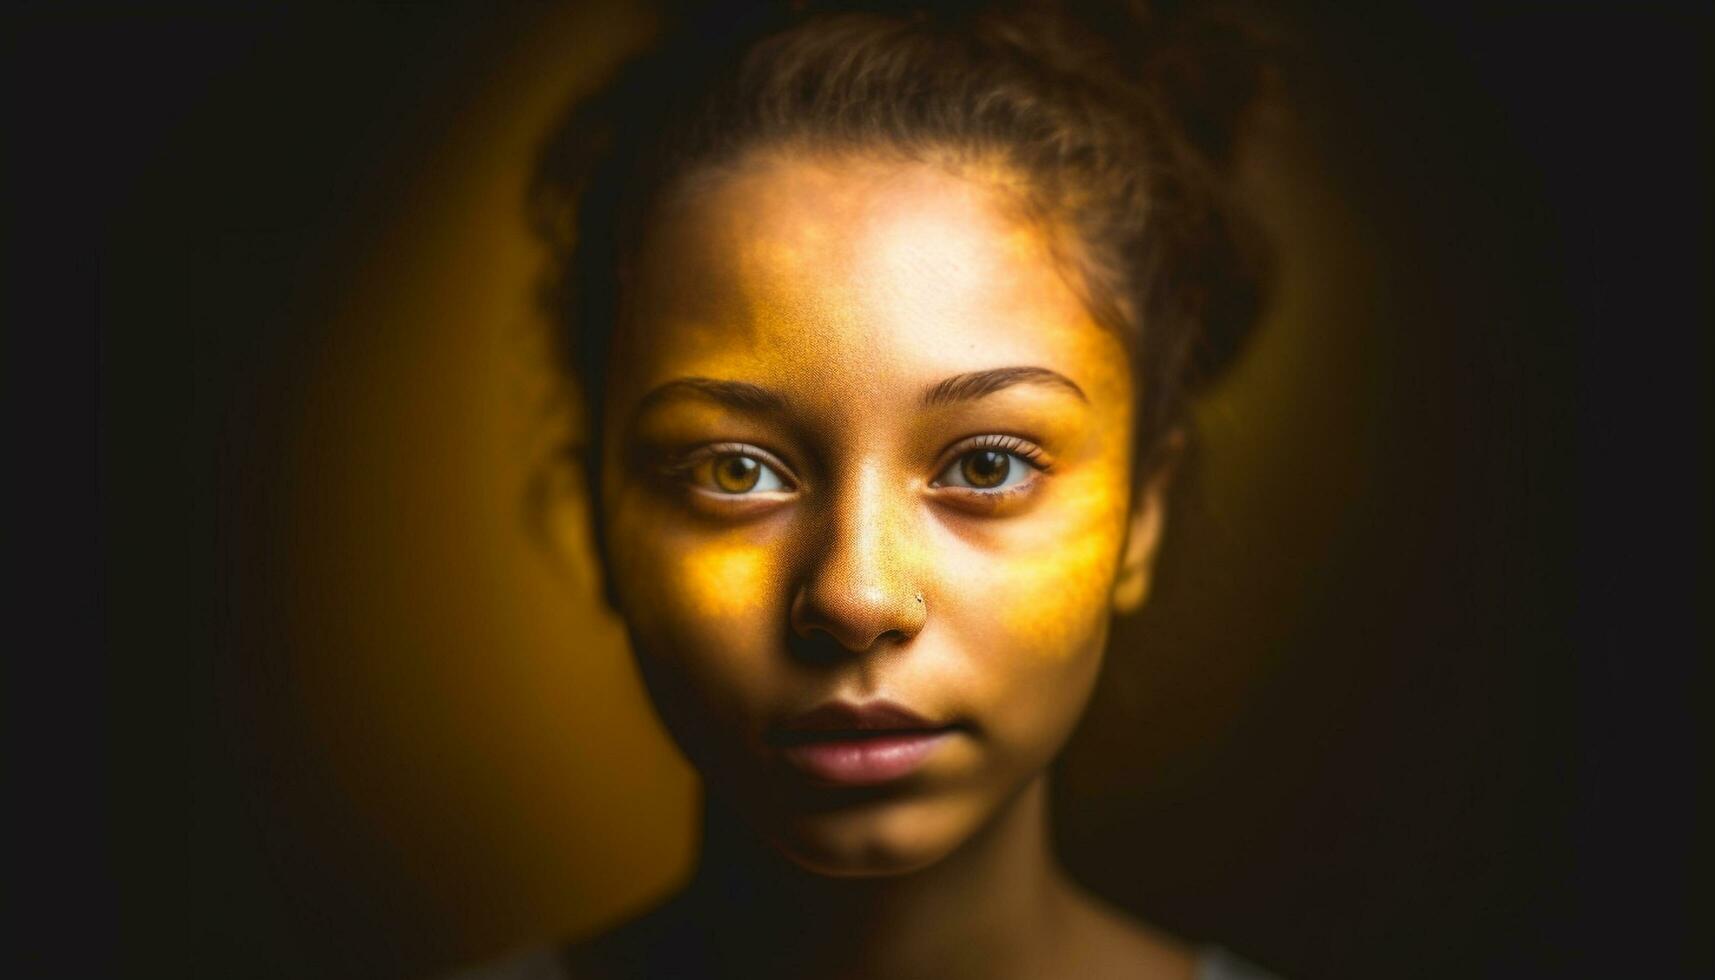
[960,450,1010,489]
[687,449,789,496]
[712,455,762,493]
[933,441,1040,495]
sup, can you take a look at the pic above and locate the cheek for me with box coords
[956,473,1130,660]
[605,495,787,706]
[675,537,775,621]
[929,470,1129,762]
[607,477,773,621]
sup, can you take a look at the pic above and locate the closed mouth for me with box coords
[767,700,960,785]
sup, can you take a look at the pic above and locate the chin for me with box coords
[767,794,980,878]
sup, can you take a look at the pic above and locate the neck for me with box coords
[678,775,1073,980]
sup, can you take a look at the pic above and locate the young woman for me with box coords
[471,3,1276,977]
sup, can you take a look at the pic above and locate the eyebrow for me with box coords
[920,367,1087,407]
[634,376,789,416]
[636,367,1087,419]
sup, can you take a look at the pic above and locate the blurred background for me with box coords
[8,2,1705,978]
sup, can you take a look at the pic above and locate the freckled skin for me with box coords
[599,150,1148,876]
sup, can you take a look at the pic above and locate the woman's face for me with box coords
[598,150,1156,875]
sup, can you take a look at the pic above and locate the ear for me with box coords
[1112,431,1184,615]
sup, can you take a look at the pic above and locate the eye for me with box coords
[688,449,789,495]
[932,437,1046,493]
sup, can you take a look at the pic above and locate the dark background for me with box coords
[8,2,1705,978]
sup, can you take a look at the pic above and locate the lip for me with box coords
[768,700,957,786]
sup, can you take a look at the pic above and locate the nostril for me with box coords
[786,623,914,666]
[786,624,860,665]
[786,576,927,659]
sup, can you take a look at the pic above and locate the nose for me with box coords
[789,463,927,658]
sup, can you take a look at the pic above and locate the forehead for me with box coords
[614,150,1132,411]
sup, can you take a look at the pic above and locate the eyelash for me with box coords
[943,434,1048,469]
[666,443,796,497]
[663,434,1052,503]
[930,434,1051,497]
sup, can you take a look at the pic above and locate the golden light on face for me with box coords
[598,150,1155,875]
[676,536,773,620]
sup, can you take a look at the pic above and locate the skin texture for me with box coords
[589,150,1185,978]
